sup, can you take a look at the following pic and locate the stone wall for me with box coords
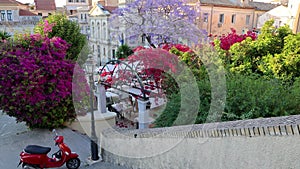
[101,115,300,169]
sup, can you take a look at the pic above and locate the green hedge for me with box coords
[154,74,300,127]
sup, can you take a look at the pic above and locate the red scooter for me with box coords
[18,129,80,169]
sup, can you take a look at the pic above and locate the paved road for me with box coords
[0,112,130,169]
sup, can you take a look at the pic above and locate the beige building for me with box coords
[0,0,41,35]
[196,0,266,35]
[257,0,300,30]
[66,0,91,15]
[293,3,300,33]
[184,0,275,35]
[33,0,56,17]
[65,0,92,36]
[249,1,278,29]
[94,0,118,7]
[89,3,118,66]
[65,0,118,37]
[257,5,291,29]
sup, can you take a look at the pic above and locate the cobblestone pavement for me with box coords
[0,112,130,169]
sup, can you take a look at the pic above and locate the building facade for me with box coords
[293,3,300,33]
[65,0,92,36]
[88,3,118,66]
[33,0,57,17]
[0,0,42,35]
[286,0,300,30]
[257,5,291,29]
[249,1,278,29]
[66,0,91,15]
[194,0,255,35]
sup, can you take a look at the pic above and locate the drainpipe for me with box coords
[209,5,213,34]
[251,9,255,29]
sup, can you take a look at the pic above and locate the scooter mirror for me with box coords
[52,129,58,136]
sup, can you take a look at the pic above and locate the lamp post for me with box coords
[85,54,100,161]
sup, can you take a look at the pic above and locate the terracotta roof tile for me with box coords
[0,0,18,6]
[200,0,253,8]
[34,0,56,11]
[249,1,278,11]
[103,6,117,13]
[19,9,37,16]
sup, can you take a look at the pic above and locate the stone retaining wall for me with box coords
[101,115,300,169]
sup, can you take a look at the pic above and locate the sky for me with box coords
[253,0,281,2]
[15,0,280,8]
[16,0,66,7]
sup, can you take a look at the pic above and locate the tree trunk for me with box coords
[145,35,156,48]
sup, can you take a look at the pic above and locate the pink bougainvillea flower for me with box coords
[133,46,146,52]
[0,20,89,129]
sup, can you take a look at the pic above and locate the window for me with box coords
[103,22,106,39]
[68,0,72,2]
[38,13,42,16]
[98,45,101,65]
[48,13,52,16]
[231,14,236,24]
[219,14,224,23]
[141,34,145,43]
[203,13,208,22]
[97,45,100,57]
[120,33,124,45]
[97,22,100,39]
[7,10,12,21]
[87,25,90,34]
[112,49,116,59]
[1,10,6,21]
[103,48,106,56]
[81,14,83,20]
[246,15,250,25]
[92,22,94,37]
[81,0,85,2]
[76,0,79,2]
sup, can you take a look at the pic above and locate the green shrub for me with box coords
[34,14,87,62]
[154,78,211,127]
[223,74,296,121]
[153,93,181,127]
[155,73,300,127]
[116,44,133,59]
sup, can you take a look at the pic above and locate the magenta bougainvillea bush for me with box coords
[0,21,89,128]
[212,28,257,51]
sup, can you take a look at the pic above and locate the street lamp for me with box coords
[85,54,100,161]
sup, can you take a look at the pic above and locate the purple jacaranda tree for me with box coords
[110,0,204,48]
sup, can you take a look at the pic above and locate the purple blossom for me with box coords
[0,23,89,128]
[110,0,204,47]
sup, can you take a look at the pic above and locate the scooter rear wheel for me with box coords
[66,158,80,169]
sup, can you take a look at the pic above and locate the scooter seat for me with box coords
[24,145,51,154]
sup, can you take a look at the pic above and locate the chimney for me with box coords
[98,0,105,6]
[241,0,249,6]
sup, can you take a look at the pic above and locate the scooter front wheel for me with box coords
[66,158,80,169]
[22,163,39,169]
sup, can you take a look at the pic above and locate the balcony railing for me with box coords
[0,20,40,26]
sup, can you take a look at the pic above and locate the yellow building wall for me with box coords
[197,5,255,35]
[293,4,300,34]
